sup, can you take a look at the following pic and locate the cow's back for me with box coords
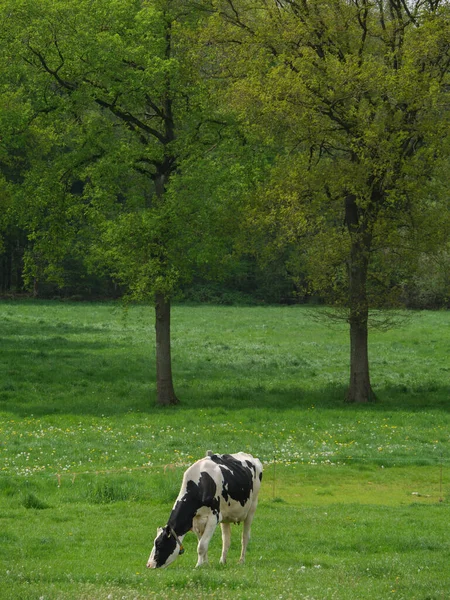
[176,452,262,524]
[207,452,262,523]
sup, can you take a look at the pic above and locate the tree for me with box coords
[2,0,236,405]
[211,0,450,402]
[0,53,48,295]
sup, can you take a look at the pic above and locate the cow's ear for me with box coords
[157,527,163,535]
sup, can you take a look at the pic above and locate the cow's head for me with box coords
[147,525,183,569]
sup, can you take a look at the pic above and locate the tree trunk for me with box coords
[345,194,376,403]
[348,308,375,403]
[155,292,179,406]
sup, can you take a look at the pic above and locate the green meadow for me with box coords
[1,301,449,600]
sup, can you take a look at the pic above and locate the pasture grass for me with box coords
[1,300,449,599]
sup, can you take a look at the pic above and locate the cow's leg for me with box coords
[195,516,217,568]
[219,522,231,565]
[239,504,257,564]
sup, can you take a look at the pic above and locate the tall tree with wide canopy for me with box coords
[2,0,239,405]
[210,0,450,402]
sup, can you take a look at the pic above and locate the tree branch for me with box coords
[93,98,167,144]
[26,44,77,91]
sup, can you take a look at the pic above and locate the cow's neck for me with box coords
[168,483,200,536]
[168,503,196,537]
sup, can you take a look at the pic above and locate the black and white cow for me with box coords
[147,452,263,569]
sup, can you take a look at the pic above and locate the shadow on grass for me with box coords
[1,316,449,417]
[1,366,448,418]
[0,317,152,416]
[177,375,450,414]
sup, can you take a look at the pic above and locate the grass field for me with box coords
[1,301,449,599]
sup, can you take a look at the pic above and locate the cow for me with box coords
[147,451,263,569]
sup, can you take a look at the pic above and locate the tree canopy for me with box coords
[1,0,450,404]
[208,0,450,401]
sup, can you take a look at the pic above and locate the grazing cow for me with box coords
[147,451,263,569]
